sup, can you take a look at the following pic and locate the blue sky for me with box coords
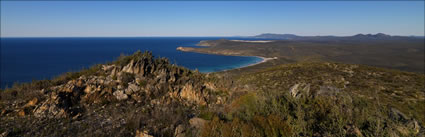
[1,1,424,37]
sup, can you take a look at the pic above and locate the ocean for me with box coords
[1,37,263,88]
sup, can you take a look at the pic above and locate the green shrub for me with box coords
[120,72,135,87]
[138,80,147,87]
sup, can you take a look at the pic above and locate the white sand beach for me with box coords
[230,40,274,43]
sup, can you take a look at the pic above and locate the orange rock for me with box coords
[76,79,84,87]
[0,109,6,116]
[25,98,38,107]
[135,130,153,137]
[18,110,25,117]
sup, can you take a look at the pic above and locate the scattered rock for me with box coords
[288,83,310,98]
[84,85,95,94]
[18,109,26,117]
[0,109,9,116]
[316,85,340,96]
[189,117,206,129]
[389,108,422,135]
[24,98,38,107]
[179,84,206,105]
[345,125,363,137]
[113,90,128,100]
[174,124,185,137]
[126,83,140,95]
[135,130,153,137]
[0,131,9,137]
[33,91,81,118]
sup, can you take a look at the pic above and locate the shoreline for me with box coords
[220,56,276,72]
[177,45,277,73]
[206,56,277,73]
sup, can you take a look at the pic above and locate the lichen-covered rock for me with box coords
[189,117,206,129]
[135,130,153,137]
[288,83,310,98]
[179,84,206,105]
[125,83,140,95]
[113,90,128,100]
[174,124,186,137]
[24,98,38,107]
[33,91,81,118]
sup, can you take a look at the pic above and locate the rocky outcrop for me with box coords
[33,87,83,118]
[389,108,422,135]
[0,51,222,137]
[179,83,207,105]
[176,46,191,52]
[28,51,214,119]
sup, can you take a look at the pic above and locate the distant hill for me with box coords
[254,33,301,40]
[253,33,422,41]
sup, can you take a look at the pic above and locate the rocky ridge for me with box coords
[0,51,225,136]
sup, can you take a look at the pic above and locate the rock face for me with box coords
[179,83,207,105]
[33,89,83,118]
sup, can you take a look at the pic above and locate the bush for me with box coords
[120,72,135,87]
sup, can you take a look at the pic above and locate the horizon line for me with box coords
[1,33,424,38]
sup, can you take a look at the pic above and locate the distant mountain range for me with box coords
[253,33,424,41]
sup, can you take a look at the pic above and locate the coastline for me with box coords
[177,44,277,73]
[205,56,277,73]
[220,56,276,72]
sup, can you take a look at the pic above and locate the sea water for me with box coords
[1,37,263,88]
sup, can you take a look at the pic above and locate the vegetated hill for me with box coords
[1,51,424,137]
[203,62,425,137]
[177,38,424,73]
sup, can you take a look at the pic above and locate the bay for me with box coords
[0,37,263,88]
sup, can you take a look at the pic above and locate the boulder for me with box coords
[125,83,140,95]
[389,108,422,135]
[179,84,206,105]
[174,124,185,137]
[113,90,128,100]
[24,98,38,107]
[84,85,95,94]
[389,108,409,123]
[18,109,26,117]
[288,83,310,98]
[189,117,206,129]
[316,85,340,96]
[135,130,153,137]
[33,92,76,118]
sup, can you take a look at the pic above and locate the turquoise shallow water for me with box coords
[195,55,263,73]
[1,37,264,88]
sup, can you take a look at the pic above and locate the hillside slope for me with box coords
[177,38,424,73]
[202,62,425,137]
